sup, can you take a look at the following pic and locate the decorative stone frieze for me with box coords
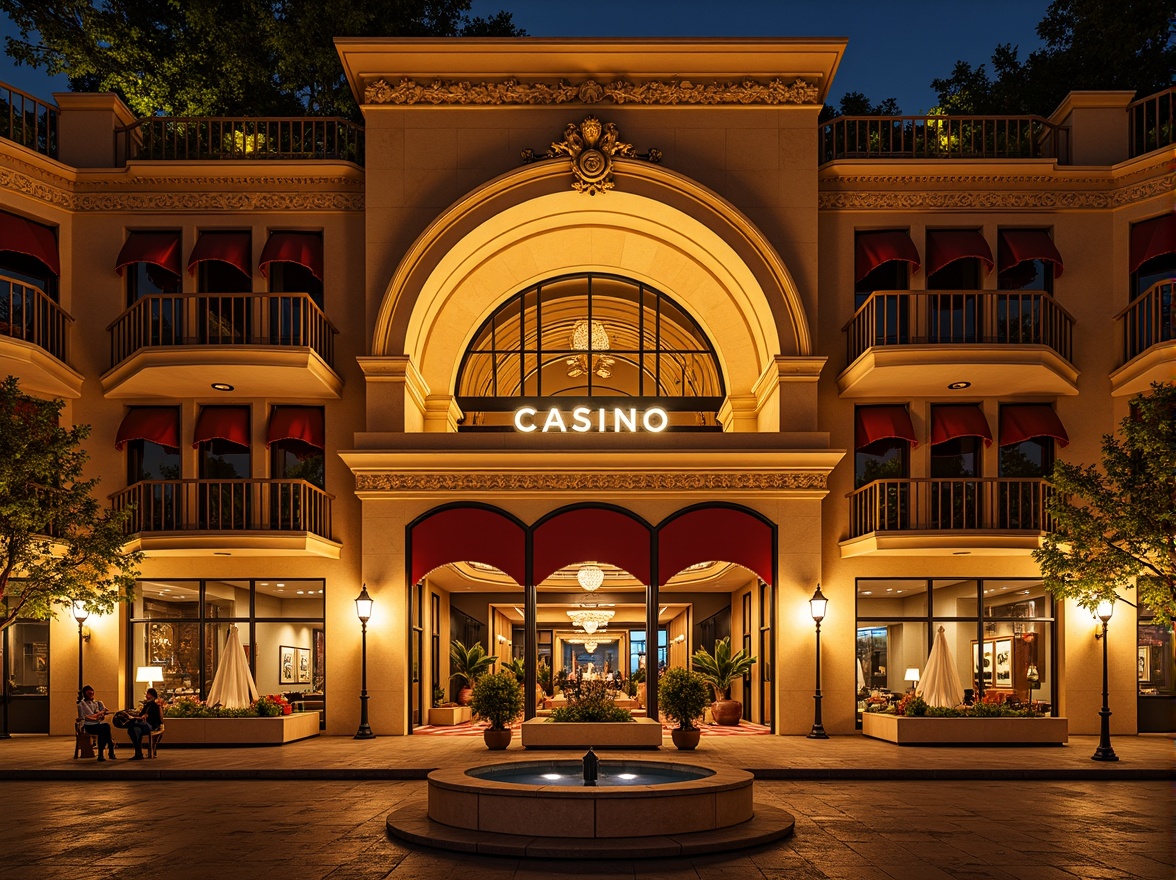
[355,471,827,492]
[363,76,820,106]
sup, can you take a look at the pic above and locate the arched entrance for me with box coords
[405,501,776,729]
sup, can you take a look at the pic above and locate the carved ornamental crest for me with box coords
[523,117,661,195]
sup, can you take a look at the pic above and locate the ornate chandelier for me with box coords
[576,564,604,593]
[566,319,615,379]
[566,608,614,634]
[567,638,600,653]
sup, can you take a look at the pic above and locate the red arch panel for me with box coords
[532,508,651,585]
[658,507,773,586]
[410,507,526,585]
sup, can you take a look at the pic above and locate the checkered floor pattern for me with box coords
[412,720,772,736]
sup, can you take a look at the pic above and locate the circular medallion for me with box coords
[577,149,608,182]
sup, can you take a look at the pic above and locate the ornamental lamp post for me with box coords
[1091,598,1118,762]
[72,600,90,693]
[354,585,375,740]
[808,584,829,740]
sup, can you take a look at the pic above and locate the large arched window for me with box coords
[455,273,725,430]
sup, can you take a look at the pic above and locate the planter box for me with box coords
[427,706,472,726]
[521,717,663,749]
[862,712,1068,745]
[161,712,321,745]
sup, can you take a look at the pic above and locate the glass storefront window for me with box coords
[134,580,200,618]
[857,579,927,618]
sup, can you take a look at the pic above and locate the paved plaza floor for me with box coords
[0,733,1171,878]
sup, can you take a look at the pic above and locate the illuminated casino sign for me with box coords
[513,406,669,433]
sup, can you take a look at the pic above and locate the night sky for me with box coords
[1,1,1050,113]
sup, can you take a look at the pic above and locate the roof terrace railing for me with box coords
[1128,87,1175,158]
[115,116,365,165]
[820,114,1067,164]
[0,81,58,159]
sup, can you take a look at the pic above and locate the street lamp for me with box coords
[72,600,89,693]
[354,585,375,739]
[807,584,829,740]
[1091,598,1118,762]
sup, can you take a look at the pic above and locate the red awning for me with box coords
[1130,213,1176,273]
[114,407,179,453]
[1000,404,1069,448]
[855,230,921,283]
[658,507,774,587]
[187,231,251,278]
[115,231,182,277]
[998,229,1064,278]
[258,232,323,281]
[0,211,59,276]
[193,406,251,448]
[855,405,918,450]
[930,405,992,447]
[532,507,652,586]
[410,506,527,586]
[926,229,994,278]
[266,406,324,450]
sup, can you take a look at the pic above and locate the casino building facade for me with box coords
[0,39,1171,739]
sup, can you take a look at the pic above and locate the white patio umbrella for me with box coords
[206,625,259,708]
[916,626,964,708]
[857,658,866,691]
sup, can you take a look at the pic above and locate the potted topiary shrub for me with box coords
[449,639,496,705]
[658,666,709,750]
[691,636,756,726]
[468,670,525,750]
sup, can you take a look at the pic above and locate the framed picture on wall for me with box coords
[1138,646,1152,682]
[296,648,311,684]
[279,645,296,685]
[993,639,1013,686]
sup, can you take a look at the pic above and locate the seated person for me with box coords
[124,688,164,760]
[77,685,115,761]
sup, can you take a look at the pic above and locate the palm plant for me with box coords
[503,656,526,685]
[691,637,756,701]
[449,639,496,690]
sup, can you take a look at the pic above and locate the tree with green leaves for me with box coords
[930,0,1173,115]
[0,376,141,631]
[1034,382,1176,622]
[0,0,524,120]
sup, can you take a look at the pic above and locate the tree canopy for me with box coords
[0,0,524,119]
[1034,383,1176,622]
[0,376,140,631]
[930,0,1173,115]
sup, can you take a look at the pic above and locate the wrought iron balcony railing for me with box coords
[0,81,57,158]
[115,116,364,164]
[0,273,71,362]
[108,292,336,369]
[847,478,1054,539]
[1115,280,1174,364]
[844,290,1075,365]
[1129,87,1175,158]
[819,114,1066,163]
[110,479,333,540]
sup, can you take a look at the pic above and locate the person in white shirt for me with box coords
[76,685,115,761]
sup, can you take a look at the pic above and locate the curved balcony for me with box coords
[1110,280,1173,397]
[101,292,341,398]
[0,273,82,397]
[841,477,1054,558]
[109,478,339,558]
[839,290,1078,398]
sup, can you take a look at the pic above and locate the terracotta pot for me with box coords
[670,727,701,750]
[457,686,473,706]
[712,699,743,726]
[483,727,512,750]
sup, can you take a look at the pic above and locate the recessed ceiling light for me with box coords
[276,583,284,587]
[211,383,234,392]
[948,381,971,390]
[861,590,872,595]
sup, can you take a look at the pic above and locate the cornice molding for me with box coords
[818,173,1173,210]
[364,76,820,107]
[0,163,364,212]
[355,471,828,492]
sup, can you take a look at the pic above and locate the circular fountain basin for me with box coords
[427,759,753,839]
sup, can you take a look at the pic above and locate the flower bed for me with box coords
[161,712,320,745]
[861,712,1068,745]
[521,717,663,749]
